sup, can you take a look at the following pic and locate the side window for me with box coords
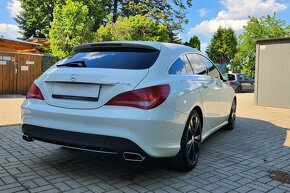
[200,56,221,79]
[186,54,207,75]
[169,55,194,75]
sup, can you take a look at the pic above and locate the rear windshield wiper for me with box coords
[57,61,86,67]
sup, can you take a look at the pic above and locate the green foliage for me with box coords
[16,0,111,40]
[116,0,192,42]
[16,0,191,43]
[184,35,200,50]
[96,15,170,42]
[206,27,237,65]
[41,54,59,72]
[49,0,94,58]
[232,14,290,77]
[0,35,3,38]
[16,0,56,39]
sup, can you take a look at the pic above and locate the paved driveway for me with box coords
[0,95,24,126]
[0,94,290,193]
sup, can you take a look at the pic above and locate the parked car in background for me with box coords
[21,41,236,172]
[226,73,254,93]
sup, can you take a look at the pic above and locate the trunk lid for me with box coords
[41,67,148,109]
[39,42,161,109]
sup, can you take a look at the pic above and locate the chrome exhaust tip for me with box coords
[22,135,34,142]
[123,152,146,162]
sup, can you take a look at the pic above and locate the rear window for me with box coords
[57,50,160,70]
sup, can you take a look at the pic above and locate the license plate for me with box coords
[53,83,100,101]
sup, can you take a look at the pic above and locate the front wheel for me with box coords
[170,110,202,172]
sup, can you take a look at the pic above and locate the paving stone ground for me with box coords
[0,93,290,193]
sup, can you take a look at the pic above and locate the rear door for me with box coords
[186,53,221,133]
[40,46,160,109]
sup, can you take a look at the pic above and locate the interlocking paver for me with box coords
[0,93,290,193]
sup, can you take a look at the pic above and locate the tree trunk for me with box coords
[113,0,118,22]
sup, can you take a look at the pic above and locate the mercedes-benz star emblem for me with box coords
[70,74,77,82]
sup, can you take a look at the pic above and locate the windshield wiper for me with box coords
[57,61,86,67]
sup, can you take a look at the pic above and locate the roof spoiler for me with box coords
[73,42,160,53]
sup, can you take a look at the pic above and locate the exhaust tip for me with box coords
[123,152,146,162]
[22,135,34,142]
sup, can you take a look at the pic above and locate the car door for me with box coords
[186,53,221,133]
[200,56,232,124]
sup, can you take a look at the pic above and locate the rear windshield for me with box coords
[57,50,160,70]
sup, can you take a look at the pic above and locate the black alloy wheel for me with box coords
[170,110,202,171]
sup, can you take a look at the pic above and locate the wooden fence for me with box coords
[0,51,43,95]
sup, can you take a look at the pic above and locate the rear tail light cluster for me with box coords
[105,84,170,110]
[227,81,234,85]
[26,83,44,100]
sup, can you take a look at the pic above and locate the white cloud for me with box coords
[200,43,209,53]
[218,0,287,20]
[190,18,248,35]
[198,8,211,17]
[6,0,22,18]
[189,0,288,36]
[0,23,20,39]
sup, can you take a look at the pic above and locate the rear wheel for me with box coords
[170,110,202,172]
[223,99,236,131]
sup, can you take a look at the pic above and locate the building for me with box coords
[0,38,43,94]
[255,37,290,108]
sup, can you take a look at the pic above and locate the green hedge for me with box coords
[41,54,59,72]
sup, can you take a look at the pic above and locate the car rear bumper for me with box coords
[22,124,146,155]
[21,99,188,157]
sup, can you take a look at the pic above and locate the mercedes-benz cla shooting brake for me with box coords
[21,42,236,171]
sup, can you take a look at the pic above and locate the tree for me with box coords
[16,0,111,40]
[184,35,200,50]
[232,14,290,77]
[49,0,94,58]
[96,15,170,42]
[112,0,192,42]
[16,0,191,42]
[206,27,237,64]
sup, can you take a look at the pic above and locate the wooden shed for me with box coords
[0,38,43,95]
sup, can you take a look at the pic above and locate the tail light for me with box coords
[26,83,44,100]
[105,84,170,110]
[227,82,234,85]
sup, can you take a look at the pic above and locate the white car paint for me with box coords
[21,41,235,158]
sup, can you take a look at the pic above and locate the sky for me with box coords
[1,0,290,52]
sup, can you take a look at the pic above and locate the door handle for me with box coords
[15,68,18,74]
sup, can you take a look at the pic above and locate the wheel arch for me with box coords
[192,106,203,131]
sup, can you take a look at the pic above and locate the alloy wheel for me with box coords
[186,114,201,164]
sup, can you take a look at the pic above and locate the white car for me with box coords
[21,41,236,171]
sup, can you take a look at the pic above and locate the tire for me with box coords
[223,99,236,131]
[170,110,202,172]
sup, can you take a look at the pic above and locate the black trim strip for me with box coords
[52,94,98,102]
